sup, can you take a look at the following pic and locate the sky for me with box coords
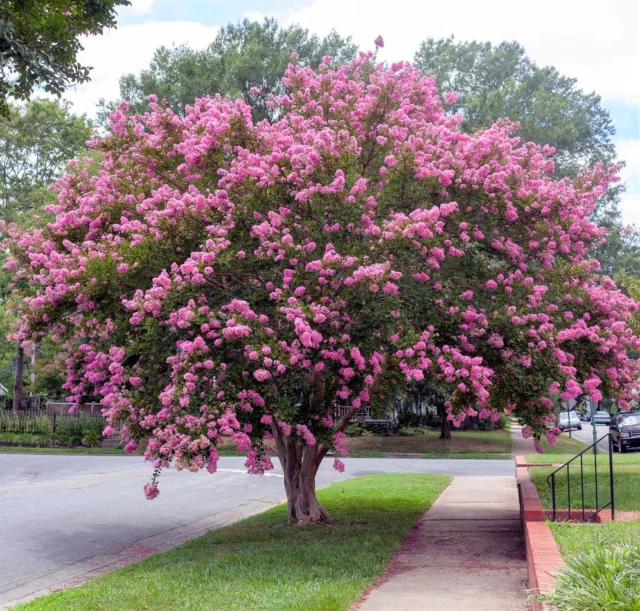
[61,0,640,224]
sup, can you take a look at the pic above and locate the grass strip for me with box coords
[550,520,640,558]
[16,473,451,611]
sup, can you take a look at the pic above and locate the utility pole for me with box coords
[591,398,598,455]
[12,344,24,413]
[30,344,35,391]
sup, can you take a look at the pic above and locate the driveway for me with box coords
[0,454,513,608]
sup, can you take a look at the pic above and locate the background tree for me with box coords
[0,0,130,117]
[97,18,357,125]
[7,55,639,523]
[0,98,92,224]
[414,38,615,176]
[0,98,91,402]
[414,37,640,282]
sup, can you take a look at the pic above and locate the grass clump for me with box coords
[543,543,640,610]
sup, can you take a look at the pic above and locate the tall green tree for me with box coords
[414,37,640,280]
[0,98,91,401]
[97,18,357,125]
[0,98,92,224]
[0,0,130,117]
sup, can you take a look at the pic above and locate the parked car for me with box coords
[558,411,582,432]
[593,411,611,425]
[610,412,640,453]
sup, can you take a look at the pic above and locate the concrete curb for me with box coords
[515,456,564,611]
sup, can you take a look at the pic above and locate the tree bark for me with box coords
[12,344,24,414]
[437,401,451,439]
[272,424,331,524]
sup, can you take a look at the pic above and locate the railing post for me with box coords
[609,434,615,521]
[594,446,599,516]
[580,453,585,522]
[566,465,571,520]
[551,473,556,521]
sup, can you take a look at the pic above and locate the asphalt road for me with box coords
[0,454,513,608]
[565,422,610,450]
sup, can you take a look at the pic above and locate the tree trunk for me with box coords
[437,401,451,439]
[272,425,331,524]
[12,344,24,414]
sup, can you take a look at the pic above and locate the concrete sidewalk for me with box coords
[357,476,528,611]
[511,422,536,455]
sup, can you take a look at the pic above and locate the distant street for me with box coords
[0,454,513,609]
[567,422,610,450]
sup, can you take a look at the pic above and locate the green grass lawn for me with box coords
[345,428,511,457]
[534,434,589,455]
[1,429,513,459]
[0,446,137,455]
[529,452,640,512]
[15,473,451,611]
[550,520,640,558]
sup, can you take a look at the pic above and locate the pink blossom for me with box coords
[143,483,159,499]
[253,369,271,382]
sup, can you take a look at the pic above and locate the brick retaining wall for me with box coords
[515,455,565,611]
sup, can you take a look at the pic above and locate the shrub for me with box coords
[0,432,51,446]
[397,426,432,437]
[344,423,366,437]
[396,411,439,428]
[544,545,640,611]
[81,417,104,447]
[53,415,104,447]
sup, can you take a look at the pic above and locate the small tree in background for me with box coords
[5,50,639,523]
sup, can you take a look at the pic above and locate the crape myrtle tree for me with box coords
[5,48,640,523]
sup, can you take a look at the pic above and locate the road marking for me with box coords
[218,468,283,478]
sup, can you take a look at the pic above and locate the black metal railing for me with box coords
[547,434,615,522]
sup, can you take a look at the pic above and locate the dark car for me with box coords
[610,412,640,453]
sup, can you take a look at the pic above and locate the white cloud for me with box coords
[283,0,639,105]
[62,21,219,117]
[617,140,640,184]
[129,0,157,15]
[619,192,640,226]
